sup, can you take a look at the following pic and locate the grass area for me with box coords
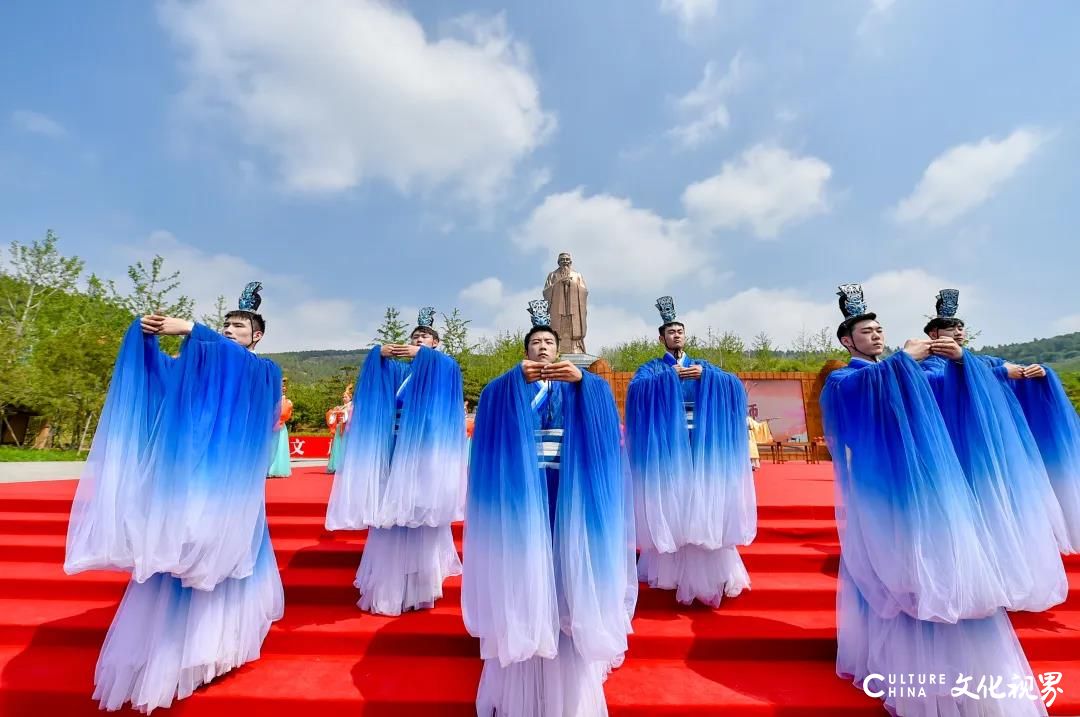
[0,446,86,462]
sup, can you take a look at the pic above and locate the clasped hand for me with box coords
[140,314,193,336]
[674,364,703,380]
[521,360,582,383]
[380,344,420,359]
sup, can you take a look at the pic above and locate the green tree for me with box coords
[201,295,228,332]
[601,337,660,372]
[373,306,408,345]
[29,287,131,449]
[750,331,778,370]
[0,230,84,341]
[122,255,194,319]
[459,331,524,404]
[0,232,85,444]
[1059,372,1080,412]
[440,308,474,358]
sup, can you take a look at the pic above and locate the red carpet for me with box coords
[0,464,1078,715]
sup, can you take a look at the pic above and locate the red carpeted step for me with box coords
[0,495,839,522]
[3,596,1078,666]
[7,532,1080,577]
[0,512,69,536]
[0,534,853,574]
[3,465,1079,716]
[3,644,1077,716]
[6,559,1080,614]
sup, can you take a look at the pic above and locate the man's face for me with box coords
[223,316,261,348]
[526,331,558,363]
[931,324,967,345]
[410,330,439,349]
[842,319,885,357]
[558,254,572,268]
[660,324,686,352]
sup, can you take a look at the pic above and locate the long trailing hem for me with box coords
[93,526,283,714]
[65,322,281,591]
[463,369,635,669]
[625,358,756,556]
[267,427,291,478]
[476,633,611,717]
[354,525,462,616]
[325,347,466,530]
[922,353,1068,611]
[1008,365,1080,551]
[637,545,749,608]
[821,353,1010,624]
[837,567,1046,717]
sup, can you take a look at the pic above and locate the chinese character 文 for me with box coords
[952,674,980,700]
[290,438,305,456]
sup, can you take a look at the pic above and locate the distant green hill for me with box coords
[976,332,1080,369]
[264,349,368,383]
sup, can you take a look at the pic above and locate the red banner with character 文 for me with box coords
[288,435,332,458]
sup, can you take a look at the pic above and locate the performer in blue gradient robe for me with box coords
[65,282,284,713]
[1001,362,1080,548]
[925,293,1080,551]
[624,296,755,607]
[822,284,1045,717]
[463,300,636,717]
[918,290,1071,606]
[325,308,466,616]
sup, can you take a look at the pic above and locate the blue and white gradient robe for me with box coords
[625,352,756,607]
[65,321,284,713]
[981,355,1080,549]
[921,352,1070,611]
[464,368,637,717]
[325,347,466,615]
[823,353,1045,717]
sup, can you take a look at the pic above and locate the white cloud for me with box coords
[458,281,540,346]
[456,268,969,353]
[10,110,67,138]
[775,107,799,124]
[682,144,832,238]
[528,167,553,195]
[660,0,720,32]
[582,304,656,353]
[114,230,377,352]
[512,189,704,293]
[1051,314,1080,335]
[861,269,977,342]
[159,0,554,201]
[893,128,1048,226]
[680,288,836,348]
[680,269,971,349]
[669,54,745,149]
[857,0,899,38]
[460,286,654,355]
[459,277,506,306]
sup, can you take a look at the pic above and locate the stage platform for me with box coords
[0,463,1077,715]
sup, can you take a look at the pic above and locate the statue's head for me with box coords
[557,252,572,268]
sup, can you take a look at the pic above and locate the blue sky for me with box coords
[2,0,1078,352]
